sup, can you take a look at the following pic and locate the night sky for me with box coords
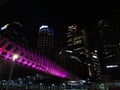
[0,0,119,48]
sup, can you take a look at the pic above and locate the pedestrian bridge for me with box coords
[0,36,73,80]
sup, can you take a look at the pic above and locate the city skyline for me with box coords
[0,1,120,48]
[0,1,120,89]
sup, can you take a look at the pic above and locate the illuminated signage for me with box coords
[106,65,118,68]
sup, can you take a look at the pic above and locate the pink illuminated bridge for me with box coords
[0,36,73,79]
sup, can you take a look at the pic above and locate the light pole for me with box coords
[6,54,19,90]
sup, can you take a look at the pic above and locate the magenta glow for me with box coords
[0,37,69,78]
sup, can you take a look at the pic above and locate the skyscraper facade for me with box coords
[90,50,101,81]
[65,24,90,79]
[66,24,89,56]
[37,25,55,59]
[97,19,120,80]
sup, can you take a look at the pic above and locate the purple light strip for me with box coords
[0,38,9,54]
[0,37,69,78]
[5,43,16,60]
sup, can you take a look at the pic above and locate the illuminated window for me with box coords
[67,34,72,37]
[67,44,72,46]
[104,55,113,59]
[67,39,72,42]
[104,51,111,55]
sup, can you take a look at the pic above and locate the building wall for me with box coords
[0,22,29,46]
[37,25,55,59]
[66,24,89,56]
[97,19,120,80]
[65,24,90,79]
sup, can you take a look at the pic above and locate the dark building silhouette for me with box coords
[96,19,120,80]
[0,21,29,46]
[57,24,92,79]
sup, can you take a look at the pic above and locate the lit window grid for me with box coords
[38,37,54,47]
[0,37,68,79]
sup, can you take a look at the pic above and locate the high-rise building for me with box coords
[66,24,89,57]
[0,21,29,46]
[90,50,101,81]
[58,49,89,80]
[65,24,90,79]
[97,19,120,80]
[37,25,55,59]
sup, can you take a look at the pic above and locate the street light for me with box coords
[6,54,19,90]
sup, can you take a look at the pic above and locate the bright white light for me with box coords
[51,84,55,86]
[95,50,97,53]
[69,81,76,83]
[66,50,72,53]
[80,80,86,83]
[1,24,9,30]
[68,26,74,29]
[106,65,118,68]
[92,55,97,59]
[12,54,19,61]
[39,25,48,29]
[62,83,65,85]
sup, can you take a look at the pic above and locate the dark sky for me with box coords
[0,0,119,47]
